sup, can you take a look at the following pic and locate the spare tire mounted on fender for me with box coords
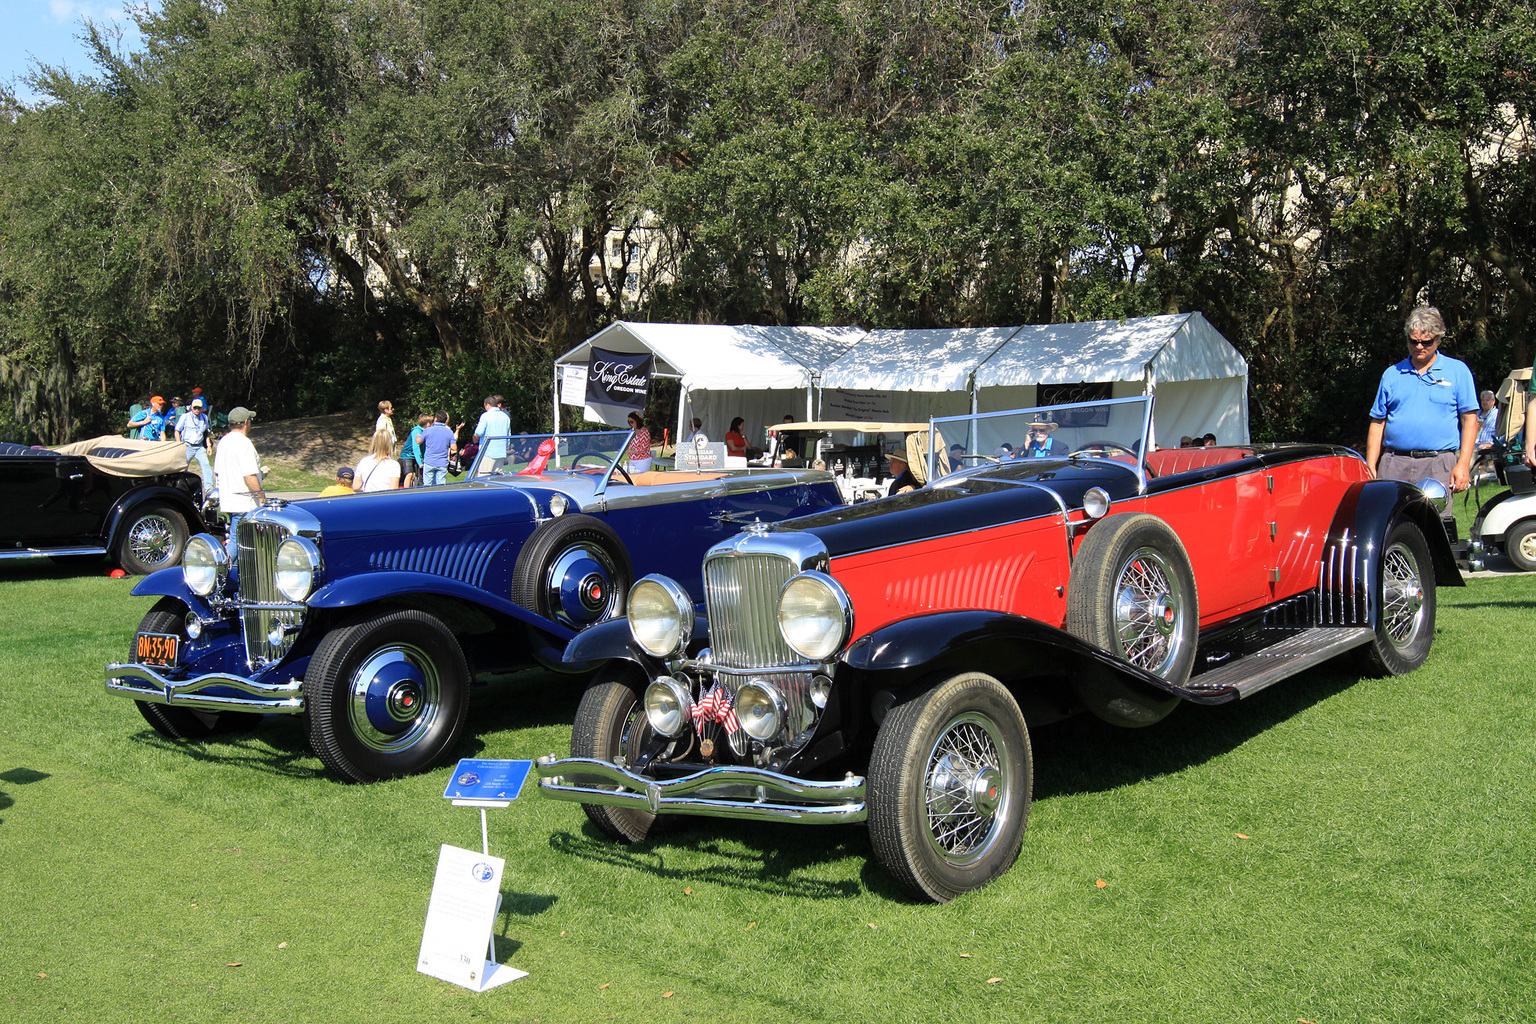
[1065,513,1196,727]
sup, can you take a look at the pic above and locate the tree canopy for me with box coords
[2,0,1532,443]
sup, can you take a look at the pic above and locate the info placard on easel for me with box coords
[417,844,526,991]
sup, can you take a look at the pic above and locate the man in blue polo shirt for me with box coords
[473,393,511,474]
[1365,305,1479,507]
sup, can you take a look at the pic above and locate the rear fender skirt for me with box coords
[308,571,578,639]
[1329,481,1463,592]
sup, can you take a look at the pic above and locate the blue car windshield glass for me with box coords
[469,431,632,478]
[930,396,1153,482]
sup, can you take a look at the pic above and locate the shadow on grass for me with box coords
[548,820,868,900]
[0,766,52,826]
[464,668,590,734]
[1030,663,1362,800]
[0,559,114,581]
[128,718,331,780]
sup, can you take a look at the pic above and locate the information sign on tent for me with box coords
[582,347,653,426]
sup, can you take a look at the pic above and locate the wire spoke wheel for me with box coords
[1357,520,1436,677]
[869,673,1031,902]
[1113,547,1186,674]
[128,514,178,566]
[1380,543,1427,644]
[923,712,1010,865]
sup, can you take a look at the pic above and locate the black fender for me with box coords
[839,609,1183,726]
[560,614,709,674]
[104,484,205,547]
[1327,480,1463,603]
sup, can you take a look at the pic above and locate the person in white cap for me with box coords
[175,396,212,486]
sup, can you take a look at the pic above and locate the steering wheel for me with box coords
[1071,439,1138,459]
[573,452,634,484]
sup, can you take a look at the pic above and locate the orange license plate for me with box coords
[135,632,180,668]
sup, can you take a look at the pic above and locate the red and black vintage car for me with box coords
[535,397,1459,901]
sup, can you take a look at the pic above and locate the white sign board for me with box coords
[417,844,525,991]
[675,441,728,471]
[559,364,588,408]
[822,389,893,421]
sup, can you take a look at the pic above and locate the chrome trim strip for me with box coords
[535,756,866,823]
[0,546,107,562]
[104,662,305,713]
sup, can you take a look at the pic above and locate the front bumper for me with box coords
[104,662,305,714]
[535,755,866,824]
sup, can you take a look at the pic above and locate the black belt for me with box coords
[1385,448,1456,458]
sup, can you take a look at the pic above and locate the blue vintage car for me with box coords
[104,430,842,781]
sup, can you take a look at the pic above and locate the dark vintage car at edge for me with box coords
[104,430,842,782]
[535,397,1461,902]
[1,437,207,575]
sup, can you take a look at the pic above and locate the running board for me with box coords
[1177,626,1376,703]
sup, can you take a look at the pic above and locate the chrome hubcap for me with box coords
[347,644,442,752]
[128,515,177,567]
[1381,542,1426,645]
[924,713,1010,865]
[1113,547,1186,675]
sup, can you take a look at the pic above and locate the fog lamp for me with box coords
[735,680,787,742]
[644,677,693,737]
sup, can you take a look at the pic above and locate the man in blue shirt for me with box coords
[1475,390,1499,449]
[128,396,168,441]
[421,410,457,486]
[473,394,512,474]
[175,397,212,486]
[1022,419,1066,458]
[1365,306,1479,503]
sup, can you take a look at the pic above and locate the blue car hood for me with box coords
[294,479,558,540]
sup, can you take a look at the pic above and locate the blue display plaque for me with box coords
[442,759,533,806]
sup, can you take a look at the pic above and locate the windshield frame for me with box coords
[468,429,636,494]
[928,395,1154,493]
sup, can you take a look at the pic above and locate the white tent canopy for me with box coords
[973,314,1250,446]
[817,313,1248,446]
[557,313,1248,449]
[554,321,863,441]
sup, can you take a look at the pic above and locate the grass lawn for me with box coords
[2,512,1532,1022]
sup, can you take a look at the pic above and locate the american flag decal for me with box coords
[690,684,741,735]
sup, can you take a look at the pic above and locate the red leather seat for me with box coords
[1144,446,1255,477]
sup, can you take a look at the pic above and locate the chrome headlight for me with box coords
[548,494,569,517]
[777,571,853,661]
[735,680,787,741]
[274,537,322,602]
[182,534,228,596]
[644,677,693,737]
[628,575,693,658]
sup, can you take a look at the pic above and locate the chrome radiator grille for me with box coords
[237,517,306,668]
[703,552,798,669]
